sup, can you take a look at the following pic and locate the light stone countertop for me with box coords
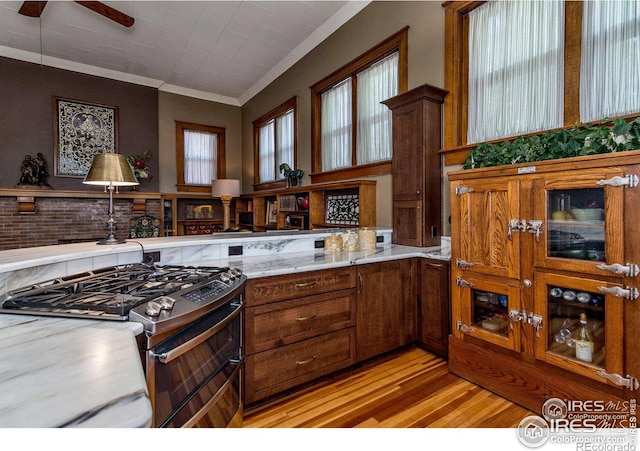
[202,243,450,278]
[0,231,449,428]
[0,315,150,428]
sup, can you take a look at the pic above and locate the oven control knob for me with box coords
[158,296,176,311]
[145,301,162,317]
[229,268,242,277]
[220,272,232,283]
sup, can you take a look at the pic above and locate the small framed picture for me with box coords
[266,201,278,224]
[289,215,305,229]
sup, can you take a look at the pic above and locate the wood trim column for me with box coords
[564,1,583,126]
[442,2,485,160]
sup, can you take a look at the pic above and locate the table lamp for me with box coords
[211,179,240,231]
[83,153,139,244]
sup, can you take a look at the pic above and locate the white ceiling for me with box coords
[0,1,370,105]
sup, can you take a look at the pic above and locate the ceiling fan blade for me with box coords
[18,1,48,17]
[75,1,135,28]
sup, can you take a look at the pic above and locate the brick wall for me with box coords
[0,197,161,251]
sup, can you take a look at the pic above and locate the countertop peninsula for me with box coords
[0,230,449,428]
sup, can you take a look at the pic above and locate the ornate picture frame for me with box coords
[53,97,119,177]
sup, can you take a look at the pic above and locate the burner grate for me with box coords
[1,263,231,318]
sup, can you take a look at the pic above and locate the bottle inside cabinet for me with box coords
[547,285,605,366]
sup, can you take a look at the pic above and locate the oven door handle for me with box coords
[152,300,243,364]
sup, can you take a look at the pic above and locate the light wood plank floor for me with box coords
[243,346,533,428]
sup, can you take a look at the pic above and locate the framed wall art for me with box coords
[53,97,119,177]
[266,201,278,225]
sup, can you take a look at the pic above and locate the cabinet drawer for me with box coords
[245,267,356,307]
[245,328,356,405]
[245,289,356,355]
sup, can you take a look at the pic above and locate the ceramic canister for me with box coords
[358,227,376,250]
[324,233,343,253]
[342,230,359,251]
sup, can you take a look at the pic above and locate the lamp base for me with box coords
[97,236,127,245]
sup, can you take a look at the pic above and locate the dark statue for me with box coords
[279,163,304,188]
[18,153,50,187]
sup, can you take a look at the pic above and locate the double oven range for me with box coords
[1,263,246,428]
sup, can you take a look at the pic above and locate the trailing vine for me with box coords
[464,117,640,169]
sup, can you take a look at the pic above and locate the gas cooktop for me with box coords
[0,264,244,324]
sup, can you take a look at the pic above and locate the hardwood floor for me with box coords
[243,346,533,428]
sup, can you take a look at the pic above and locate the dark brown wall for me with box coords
[0,56,159,191]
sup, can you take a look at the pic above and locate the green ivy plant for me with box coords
[464,117,640,169]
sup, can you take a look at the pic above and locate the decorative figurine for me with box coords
[279,163,304,188]
[35,152,50,186]
[17,153,51,188]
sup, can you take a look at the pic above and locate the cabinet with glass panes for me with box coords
[449,149,640,413]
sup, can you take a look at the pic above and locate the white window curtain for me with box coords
[580,0,640,123]
[184,129,217,185]
[276,109,294,179]
[321,78,352,171]
[467,0,565,144]
[259,122,275,182]
[357,52,398,164]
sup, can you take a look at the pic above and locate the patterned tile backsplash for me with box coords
[325,194,359,225]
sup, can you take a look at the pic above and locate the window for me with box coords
[580,0,640,123]
[443,1,640,160]
[253,97,296,189]
[467,1,565,143]
[311,28,408,183]
[176,121,225,193]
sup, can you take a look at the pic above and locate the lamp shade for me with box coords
[211,179,240,198]
[83,153,139,186]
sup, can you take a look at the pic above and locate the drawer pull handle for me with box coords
[295,281,317,288]
[296,356,317,365]
[295,314,316,322]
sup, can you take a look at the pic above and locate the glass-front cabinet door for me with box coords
[534,272,623,385]
[456,274,521,352]
[533,171,625,277]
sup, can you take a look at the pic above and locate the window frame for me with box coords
[175,121,226,193]
[310,27,408,184]
[252,97,297,191]
[442,0,640,165]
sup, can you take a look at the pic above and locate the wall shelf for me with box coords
[238,180,376,232]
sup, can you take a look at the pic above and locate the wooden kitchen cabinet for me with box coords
[449,150,640,412]
[243,256,451,406]
[382,84,448,247]
[418,259,450,358]
[244,267,357,405]
[356,259,417,362]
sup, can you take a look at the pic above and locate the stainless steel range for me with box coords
[1,263,246,428]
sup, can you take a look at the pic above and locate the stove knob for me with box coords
[220,272,231,283]
[229,268,242,277]
[145,301,162,317]
[158,296,176,311]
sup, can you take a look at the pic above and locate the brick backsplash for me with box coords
[0,197,161,251]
